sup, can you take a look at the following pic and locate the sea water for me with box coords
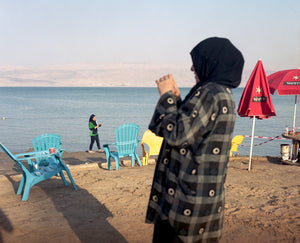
[0,87,297,156]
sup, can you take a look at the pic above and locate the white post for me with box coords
[293,95,297,131]
[290,95,298,160]
[249,116,256,171]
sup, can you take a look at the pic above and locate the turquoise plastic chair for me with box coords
[103,123,142,170]
[0,143,77,201]
[32,133,65,165]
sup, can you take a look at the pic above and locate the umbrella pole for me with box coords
[249,116,256,171]
[293,95,297,131]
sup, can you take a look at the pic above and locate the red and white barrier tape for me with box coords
[239,135,289,147]
[243,135,288,140]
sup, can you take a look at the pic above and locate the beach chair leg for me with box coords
[64,167,77,190]
[142,152,149,166]
[115,158,120,170]
[21,183,31,201]
[135,153,142,166]
[103,145,112,170]
[17,174,26,195]
[146,153,149,165]
[142,147,146,166]
[107,157,111,170]
[59,171,68,186]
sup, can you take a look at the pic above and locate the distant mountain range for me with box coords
[0,64,256,87]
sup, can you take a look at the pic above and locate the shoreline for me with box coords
[0,151,299,242]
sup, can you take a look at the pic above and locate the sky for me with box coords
[0,0,299,87]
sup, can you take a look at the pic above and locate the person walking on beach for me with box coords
[146,37,244,242]
[88,114,103,153]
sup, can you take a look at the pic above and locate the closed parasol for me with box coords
[237,60,276,170]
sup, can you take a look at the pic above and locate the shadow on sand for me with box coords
[0,208,14,243]
[5,175,128,243]
[62,152,107,166]
[266,156,282,165]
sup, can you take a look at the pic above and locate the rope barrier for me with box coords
[243,135,288,140]
[239,135,289,147]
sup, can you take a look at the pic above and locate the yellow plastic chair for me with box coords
[230,135,244,156]
[141,130,163,165]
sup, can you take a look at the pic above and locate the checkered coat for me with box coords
[146,82,236,243]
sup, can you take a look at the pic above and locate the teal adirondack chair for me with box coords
[103,123,142,170]
[32,134,65,165]
[0,143,77,201]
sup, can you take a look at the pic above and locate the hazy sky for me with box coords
[0,0,299,79]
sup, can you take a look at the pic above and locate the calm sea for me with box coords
[0,87,297,156]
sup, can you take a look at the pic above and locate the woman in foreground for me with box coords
[146,37,244,243]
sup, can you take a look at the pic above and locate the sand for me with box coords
[0,151,299,243]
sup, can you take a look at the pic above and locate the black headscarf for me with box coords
[89,114,96,125]
[190,37,244,89]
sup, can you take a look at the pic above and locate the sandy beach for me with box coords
[0,151,299,243]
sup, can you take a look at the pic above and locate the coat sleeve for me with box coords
[149,89,217,148]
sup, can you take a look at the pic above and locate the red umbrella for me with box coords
[237,60,276,170]
[238,60,277,119]
[268,69,300,131]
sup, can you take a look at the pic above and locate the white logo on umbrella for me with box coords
[293,75,299,80]
[256,86,262,94]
